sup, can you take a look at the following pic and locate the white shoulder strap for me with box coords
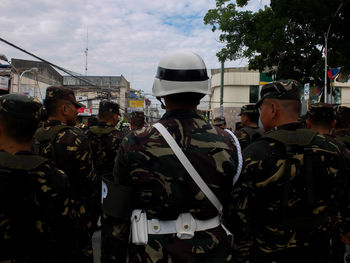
[153,122,223,214]
[224,129,243,186]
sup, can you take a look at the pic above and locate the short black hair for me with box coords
[44,99,70,117]
[307,114,334,129]
[0,112,39,143]
[98,111,117,121]
[242,112,259,124]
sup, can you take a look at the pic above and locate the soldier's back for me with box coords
[0,150,70,262]
[234,126,262,150]
[104,110,239,263]
[34,119,97,262]
[86,122,122,180]
[334,130,350,150]
[232,123,347,262]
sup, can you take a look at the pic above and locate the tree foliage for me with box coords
[204,0,350,85]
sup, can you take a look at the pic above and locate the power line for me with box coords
[0,36,97,87]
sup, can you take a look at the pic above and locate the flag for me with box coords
[335,72,349,83]
[327,67,341,79]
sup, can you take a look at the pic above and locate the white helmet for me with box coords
[152,52,211,97]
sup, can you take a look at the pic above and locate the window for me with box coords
[249,85,259,103]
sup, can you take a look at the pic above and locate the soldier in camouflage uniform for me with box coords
[234,104,262,150]
[34,86,97,262]
[306,102,336,135]
[129,111,145,131]
[101,52,239,263]
[213,116,227,129]
[230,80,349,263]
[86,101,123,181]
[334,106,350,150]
[0,94,70,262]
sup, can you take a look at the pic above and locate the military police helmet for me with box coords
[152,52,210,97]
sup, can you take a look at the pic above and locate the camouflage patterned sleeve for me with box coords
[229,157,253,262]
[234,129,250,150]
[101,138,132,263]
[35,163,71,261]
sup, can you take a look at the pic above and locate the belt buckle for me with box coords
[175,213,196,239]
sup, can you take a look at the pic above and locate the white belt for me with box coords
[147,213,221,236]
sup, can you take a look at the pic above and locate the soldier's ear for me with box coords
[306,119,311,129]
[332,120,336,129]
[113,113,119,123]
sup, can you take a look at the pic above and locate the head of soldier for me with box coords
[44,86,84,126]
[213,116,226,129]
[152,51,210,111]
[97,101,120,126]
[239,104,259,128]
[334,106,350,132]
[256,80,301,132]
[0,94,42,154]
[130,111,144,130]
[306,103,335,135]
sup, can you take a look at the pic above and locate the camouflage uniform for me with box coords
[34,87,97,262]
[235,104,262,150]
[129,111,145,131]
[0,94,70,262]
[334,106,350,150]
[102,110,238,263]
[86,101,123,180]
[230,81,349,263]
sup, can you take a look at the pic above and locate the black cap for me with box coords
[44,86,84,108]
[256,80,301,108]
[99,100,120,114]
[0,94,42,121]
[307,102,335,120]
[213,116,226,126]
[239,104,258,116]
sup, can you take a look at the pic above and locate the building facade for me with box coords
[63,75,130,117]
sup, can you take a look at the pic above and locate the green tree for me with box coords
[204,0,350,85]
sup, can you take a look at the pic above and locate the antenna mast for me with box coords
[85,27,88,75]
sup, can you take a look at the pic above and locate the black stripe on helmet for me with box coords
[156,67,209,82]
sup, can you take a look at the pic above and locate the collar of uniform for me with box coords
[97,121,114,128]
[161,110,201,120]
[44,119,65,127]
[334,130,350,136]
[14,150,34,155]
[271,122,303,131]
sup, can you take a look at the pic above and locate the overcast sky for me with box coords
[0,0,269,102]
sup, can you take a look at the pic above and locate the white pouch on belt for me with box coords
[175,213,196,239]
[131,209,148,245]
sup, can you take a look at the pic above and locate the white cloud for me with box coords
[0,0,268,96]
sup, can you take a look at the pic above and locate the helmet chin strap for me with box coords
[157,97,166,109]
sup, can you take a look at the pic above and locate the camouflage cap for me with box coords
[44,86,84,108]
[130,111,144,120]
[335,106,350,124]
[256,79,301,108]
[239,104,259,116]
[213,116,226,126]
[99,100,120,114]
[0,94,42,121]
[307,102,335,120]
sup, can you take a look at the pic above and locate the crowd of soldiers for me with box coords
[0,51,350,263]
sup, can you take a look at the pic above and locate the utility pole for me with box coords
[324,2,343,103]
[220,60,224,118]
[85,27,88,75]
